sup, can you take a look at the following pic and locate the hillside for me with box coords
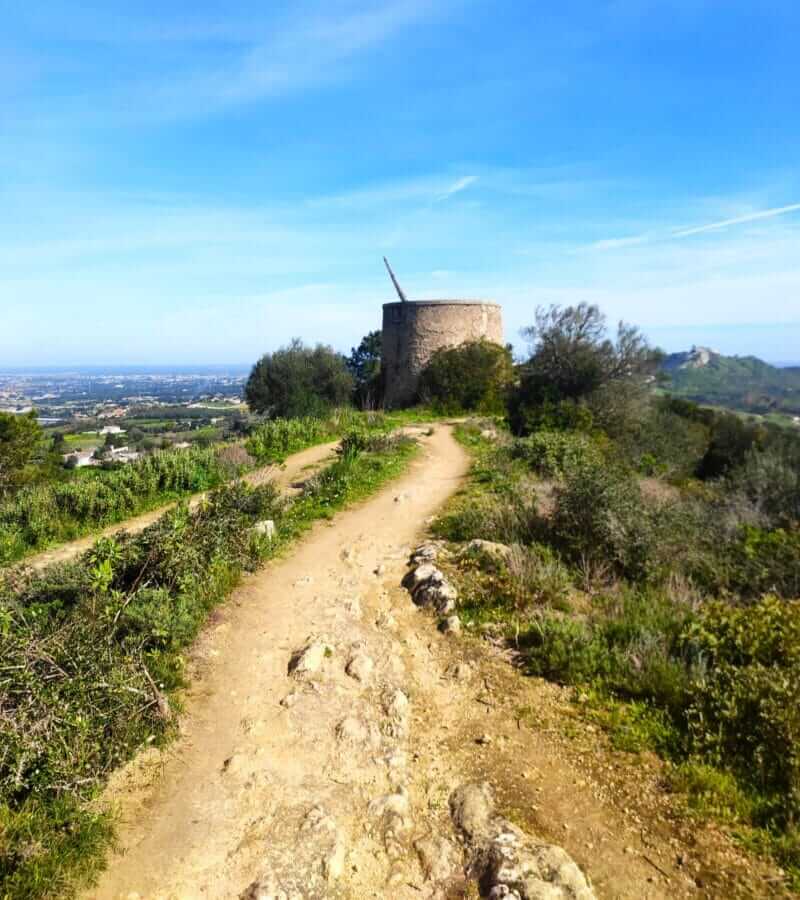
[661,346,800,417]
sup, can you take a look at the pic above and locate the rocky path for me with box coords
[22,441,339,571]
[85,428,716,900]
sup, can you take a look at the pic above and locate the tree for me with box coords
[509,303,661,434]
[0,411,43,495]
[418,340,514,413]
[346,330,383,409]
[245,338,355,418]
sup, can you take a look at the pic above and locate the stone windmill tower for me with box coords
[380,259,503,408]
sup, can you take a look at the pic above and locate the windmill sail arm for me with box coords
[383,257,409,303]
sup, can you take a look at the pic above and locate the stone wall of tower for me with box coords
[381,300,504,408]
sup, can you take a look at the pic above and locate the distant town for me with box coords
[0,367,249,468]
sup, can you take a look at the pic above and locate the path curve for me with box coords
[85,427,684,900]
[22,441,339,571]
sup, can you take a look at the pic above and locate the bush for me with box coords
[418,340,513,414]
[727,444,800,526]
[506,543,572,610]
[0,479,283,896]
[510,430,604,479]
[549,457,661,581]
[508,304,660,435]
[0,445,244,565]
[723,526,800,599]
[245,339,354,418]
[246,417,330,463]
[682,597,800,826]
[0,431,418,898]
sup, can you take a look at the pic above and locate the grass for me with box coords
[434,419,800,889]
[0,430,419,899]
[1,410,410,568]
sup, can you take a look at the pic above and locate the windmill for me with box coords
[383,257,409,304]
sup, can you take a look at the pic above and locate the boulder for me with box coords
[449,782,596,900]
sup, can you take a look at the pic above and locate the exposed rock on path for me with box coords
[85,427,728,900]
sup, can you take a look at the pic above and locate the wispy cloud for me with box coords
[143,0,446,117]
[590,201,800,251]
[435,174,478,202]
[672,202,800,237]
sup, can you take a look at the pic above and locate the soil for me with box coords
[83,427,789,899]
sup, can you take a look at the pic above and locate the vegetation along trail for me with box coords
[22,441,340,571]
[85,424,716,900]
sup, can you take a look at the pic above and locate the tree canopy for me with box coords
[0,412,43,495]
[509,303,661,433]
[346,330,383,409]
[245,339,355,418]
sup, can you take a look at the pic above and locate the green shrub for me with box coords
[549,457,662,581]
[245,339,354,418]
[0,433,418,898]
[728,444,800,527]
[510,430,604,479]
[724,526,800,597]
[521,587,694,714]
[682,596,800,825]
[0,445,243,565]
[506,543,572,611]
[418,340,513,414]
[246,416,330,463]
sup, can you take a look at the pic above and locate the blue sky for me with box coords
[2,0,799,365]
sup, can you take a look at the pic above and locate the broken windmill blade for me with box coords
[383,257,409,303]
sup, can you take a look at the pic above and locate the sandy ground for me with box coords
[22,441,340,571]
[84,427,785,899]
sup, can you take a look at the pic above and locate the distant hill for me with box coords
[660,346,800,417]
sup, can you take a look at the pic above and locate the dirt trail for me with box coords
[22,441,339,571]
[86,428,747,900]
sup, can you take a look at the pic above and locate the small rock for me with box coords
[345,653,374,684]
[288,638,331,677]
[450,782,495,840]
[461,538,511,561]
[375,612,398,630]
[476,733,493,746]
[253,519,276,540]
[409,540,447,565]
[402,562,441,592]
[335,716,379,749]
[280,692,300,709]
[450,661,473,682]
[414,835,460,882]
[385,688,410,721]
[374,564,386,576]
[342,596,362,616]
[440,614,461,635]
[368,788,412,858]
[386,749,407,770]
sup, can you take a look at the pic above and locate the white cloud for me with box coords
[672,202,800,237]
[590,201,800,251]
[144,0,446,117]
[434,175,478,202]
